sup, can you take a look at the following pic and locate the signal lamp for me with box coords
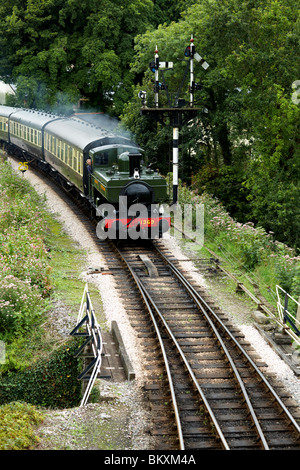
[149,60,156,72]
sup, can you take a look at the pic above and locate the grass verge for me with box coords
[177,184,300,315]
[0,156,88,448]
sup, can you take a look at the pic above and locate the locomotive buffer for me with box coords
[140,36,209,205]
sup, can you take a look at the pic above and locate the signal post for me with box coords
[140,36,209,205]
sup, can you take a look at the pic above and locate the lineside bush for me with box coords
[0,340,82,409]
[177,182,300,304]
[0,159,52,341]
[0,401,44,450]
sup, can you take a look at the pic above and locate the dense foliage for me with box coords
[0,161,52,340]
[0,401,44,450]
[0,340,82,408]
[0,0,183,114]
[0,0,299,249]
[0,160,82,443]
[121,0,300,249]
[177,184,300,309]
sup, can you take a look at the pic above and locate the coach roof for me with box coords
[44,117,133,152]
[9,108,59,129]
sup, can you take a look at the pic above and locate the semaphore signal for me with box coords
[140,36,209,204]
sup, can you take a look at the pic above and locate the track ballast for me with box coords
[9,154,300,451]
[107,240,300,450]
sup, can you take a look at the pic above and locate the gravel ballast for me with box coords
[7,157,300,450]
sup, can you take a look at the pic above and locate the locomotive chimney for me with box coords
[129,153,142,177]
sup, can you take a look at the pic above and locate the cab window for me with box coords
[94,152,109,166]
[93,147,141,167]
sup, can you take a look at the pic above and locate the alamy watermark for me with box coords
[292,80,300,105]
[0,341,5,364]
[95,196,204,245]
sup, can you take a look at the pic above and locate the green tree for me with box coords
[0,0,154,113]
[122,0,300,247]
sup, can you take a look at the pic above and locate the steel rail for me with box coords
[171,223,300,347]
[159,254,269,449]
[155,243,300,441]
[113,243,230,450]
[143,244,268,449]
[137,276,230,450]
[111,243,185,450]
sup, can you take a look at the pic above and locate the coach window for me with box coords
[79,151,82,173]
[63,144,67,163]
[79,153,83,174]
[64,144,67,163]
[73,149,78,172]
[68,146,72,166]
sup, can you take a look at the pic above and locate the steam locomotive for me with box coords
[0,105,170,239]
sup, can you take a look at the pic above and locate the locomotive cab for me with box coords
[91,145,142,170]
[89,144,145,205]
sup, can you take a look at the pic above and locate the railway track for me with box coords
[9,155,300,450]
[106,240,300,451]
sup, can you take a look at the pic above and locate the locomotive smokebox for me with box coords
[122,181,153,206]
